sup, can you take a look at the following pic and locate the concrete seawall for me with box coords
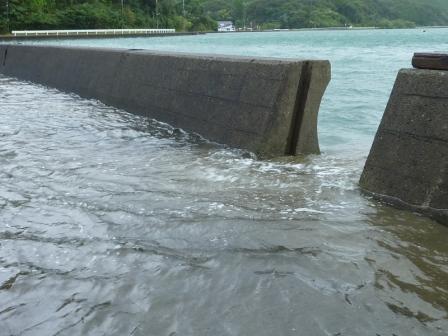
[0,44,330,158]
[360,68,448,225]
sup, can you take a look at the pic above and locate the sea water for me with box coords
[0,29,447,335]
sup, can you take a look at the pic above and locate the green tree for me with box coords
[1,0,448,34]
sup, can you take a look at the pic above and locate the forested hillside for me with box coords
[0,0,217,33]
[204,0,448,29]
[1,0,448,33]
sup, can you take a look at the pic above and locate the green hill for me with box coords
[203,0,448,29]
[1,0,448,33]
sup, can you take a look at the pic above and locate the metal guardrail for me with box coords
[12,29,176,36]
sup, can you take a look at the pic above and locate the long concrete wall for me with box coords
[0,44,330,158]
[360,68,448,225]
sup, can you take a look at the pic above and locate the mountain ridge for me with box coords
[1,0,448,33]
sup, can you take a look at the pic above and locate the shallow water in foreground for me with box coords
[1,29,448,335]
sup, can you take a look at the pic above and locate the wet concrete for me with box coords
[360,68,448,225]
[0,44,330,158]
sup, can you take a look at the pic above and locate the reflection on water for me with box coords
[0,75,447,336]
[367,209,448,324]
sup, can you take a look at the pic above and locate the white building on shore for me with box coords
[217,21,236,32]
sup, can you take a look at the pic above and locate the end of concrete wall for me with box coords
[360,68,448,226]
[0,44,330,158]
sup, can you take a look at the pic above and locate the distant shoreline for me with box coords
[234,25,448,32]
[1,25,446,41]
[0,31,204,41]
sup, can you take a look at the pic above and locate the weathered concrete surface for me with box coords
[360,68,448,225]
[413,53,448,71]
[0,44,330,158]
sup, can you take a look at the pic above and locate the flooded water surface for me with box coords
[0,29,448,335]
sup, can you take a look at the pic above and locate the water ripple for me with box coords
[1,29,448,335]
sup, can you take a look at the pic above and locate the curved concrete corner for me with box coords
[360,68,448,226]
[0,44,330,158]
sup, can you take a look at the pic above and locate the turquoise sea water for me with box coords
[29,28,448,152]
[0,29,447,336]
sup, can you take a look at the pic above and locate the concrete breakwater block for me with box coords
[413,53,448,71]
[360,68,448,225]
[0,44,330,158]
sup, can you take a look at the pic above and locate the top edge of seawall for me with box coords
[0,44,329,65]
[399,68,448,75]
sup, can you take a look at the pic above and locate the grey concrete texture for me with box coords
[360,68,448,225]
[0,44,330,158]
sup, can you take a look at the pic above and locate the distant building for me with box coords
[217,21,235,32]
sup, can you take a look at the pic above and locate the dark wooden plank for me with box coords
[412,53,448,71]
